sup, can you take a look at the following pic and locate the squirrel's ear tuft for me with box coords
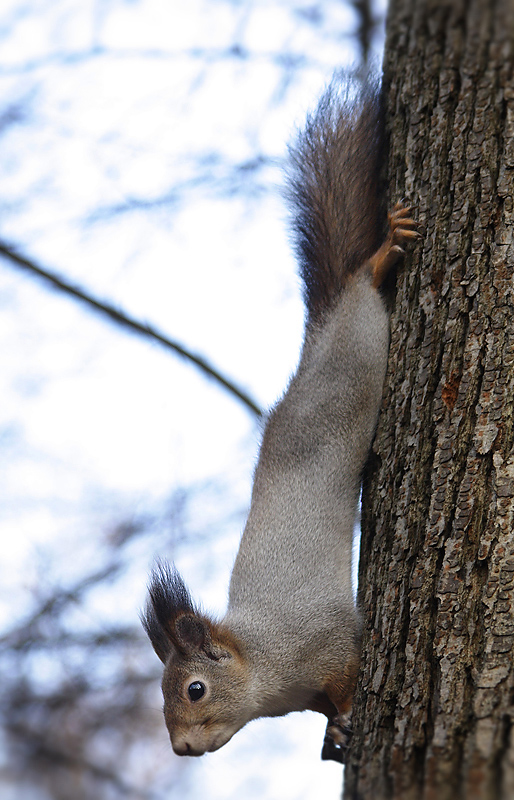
[141,561,199,663]
[141,560,235,662]
[141,602,171,663]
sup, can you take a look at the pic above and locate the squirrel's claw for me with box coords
[389,201,413,217]
[369,201,422,288]
[396,228,423,240]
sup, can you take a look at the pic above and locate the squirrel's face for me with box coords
[161,639,251,756]
[142,568,254,756]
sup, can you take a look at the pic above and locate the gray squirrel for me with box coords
[142,75,420,760]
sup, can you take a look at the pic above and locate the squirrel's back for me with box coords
[288,75,385,323]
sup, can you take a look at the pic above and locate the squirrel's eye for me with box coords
[188,681,205,701]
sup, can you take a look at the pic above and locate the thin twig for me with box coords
[0,242,263,418]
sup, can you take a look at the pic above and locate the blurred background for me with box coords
[0,1,386,798]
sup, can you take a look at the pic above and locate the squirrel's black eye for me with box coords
[188,681,205,701]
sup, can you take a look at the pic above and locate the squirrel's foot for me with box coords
[321,711,353,763]
[369,201,422,289]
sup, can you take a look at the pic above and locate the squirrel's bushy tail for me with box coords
[288,74,385,323]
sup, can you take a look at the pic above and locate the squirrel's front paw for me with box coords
[321,711,353,763]
[388,200,423,252]
[370,201,422,288]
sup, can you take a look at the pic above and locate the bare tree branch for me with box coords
[351,0,376,63]
[0,43,343,77]
[7,722,153,799]
[0,242,263,418]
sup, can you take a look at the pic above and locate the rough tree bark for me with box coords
[345,1,514,798]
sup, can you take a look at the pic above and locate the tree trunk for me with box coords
[345,1,514,798]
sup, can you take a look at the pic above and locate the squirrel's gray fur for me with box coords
[142,74,419,758]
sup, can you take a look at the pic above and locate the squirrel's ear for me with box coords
[142,561,198,663]
[173,613,209,654]
[142,561,234,662]
[173,614,232,661]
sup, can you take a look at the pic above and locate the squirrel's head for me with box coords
[142,562,252,756]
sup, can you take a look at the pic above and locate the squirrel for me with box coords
[142,74,420,761]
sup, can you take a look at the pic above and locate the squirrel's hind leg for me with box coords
[322,712,353,763]
[318,659,358,762]
[369,202,422,288]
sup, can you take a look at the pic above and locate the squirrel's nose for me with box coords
[173,740,204,757]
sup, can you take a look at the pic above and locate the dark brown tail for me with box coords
[288,74,385,323]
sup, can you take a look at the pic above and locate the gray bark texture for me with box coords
[344,1,514,798]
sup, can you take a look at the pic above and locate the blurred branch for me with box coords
[351,0,376,63]
[1,556,162,799]
[0,242,263,418]
[0,562,122,649]
[0,44,344,76]
[7,722,152,799]
[88,153,276,221]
